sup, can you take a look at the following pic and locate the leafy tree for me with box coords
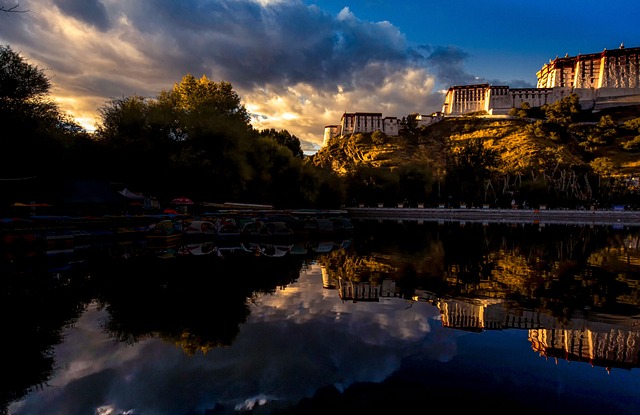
[345,166,399,207]
[95,95,177,194]
[509,102,531,118]
[162,74,251,129]
[259,128,304,158]
[95,74,258,202]
[396,162,433,205]
[622,117,640,132]
[509,102,545,119]
[244,137,300,206]
[620,118,640,151]
[542,93,581,125]
[94,74,337,207]
[159,75,257,201]
[445,138,498,205]
[305,165,346,208]
[405,112,419,134]
[621,136,640,151]
[371,130,387,145]
[590,157,618,181]
[0,45,87,205]
[0,45,49,100]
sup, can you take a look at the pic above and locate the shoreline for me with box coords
[345,207,640,226]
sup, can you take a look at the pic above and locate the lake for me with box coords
[3,218,640,415]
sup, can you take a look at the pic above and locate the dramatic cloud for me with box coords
[0,0,506,151]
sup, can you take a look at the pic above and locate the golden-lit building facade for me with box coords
[443,44,640,116]
[537,44,640,89]
[530,326,640,370]
[323,112,402,142]
[426,293,640,371]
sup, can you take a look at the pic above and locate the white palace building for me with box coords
[442,43,640,116]
[324,44,640,145]
[323,112,443,145]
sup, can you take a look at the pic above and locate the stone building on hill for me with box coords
[442,43,640,116]
[323,44,640,144]
[323,111,443,145]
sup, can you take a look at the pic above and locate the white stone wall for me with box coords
[416,113,444,128]
[383,117,399,136]
[323,125,341,145]
[602,53,640,88]
[340,112,384,136]
[442,84,491,115]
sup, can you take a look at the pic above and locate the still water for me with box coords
[3,219,640,414]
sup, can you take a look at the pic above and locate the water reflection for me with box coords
[2,221,640,414]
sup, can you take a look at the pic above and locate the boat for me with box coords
[146,219,182,247]
[181,220,217,241]
[178,241,218,256]
[329,217,354,233]
[240,220,294,238]
[241,241,293,257]
[215,219,241,239]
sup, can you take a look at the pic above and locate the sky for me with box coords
[2,0,640,153]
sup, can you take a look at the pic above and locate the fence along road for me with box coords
[345,207,640,226]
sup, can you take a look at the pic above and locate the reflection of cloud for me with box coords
[0,0,499,148]
[10,265,461,415]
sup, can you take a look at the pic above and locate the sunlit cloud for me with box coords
[1,0,491,152]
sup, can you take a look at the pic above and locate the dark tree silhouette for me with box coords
[0,2,28,13]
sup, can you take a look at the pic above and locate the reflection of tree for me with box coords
[2,247,309,411]
[93,254,304,355]
[320,219,449,299]
[327,221,640,318]
[0,262,94,415]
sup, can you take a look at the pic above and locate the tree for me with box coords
[371,130,386,145]
[509,102,530,118]
[590,157,618,186]
[0,45,49,100]
[94,74,334,206]
[163,74,251,126]
[445,138,498,205]
[0,2,28,13]
[95,95,178,192]
[344,166,399,207]
[405,112,419,134]
[542,93,581,125]
[259,128,304,158]
[0,45,87,205]
[160,75,257,201]
[396,162,433,205]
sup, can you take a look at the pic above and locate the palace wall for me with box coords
[444,45,640,116]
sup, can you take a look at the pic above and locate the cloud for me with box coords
[0,0,486,149]
[420,45,478,87]
[51,0,110,31]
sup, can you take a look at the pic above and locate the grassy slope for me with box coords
[310,112,640,178]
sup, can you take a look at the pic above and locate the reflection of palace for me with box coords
[324,271,640,371]
[321,267,397,302]
[414,290,640,372]
[317,224,640,372]
[336,278,397,302]
[530,327,640,372]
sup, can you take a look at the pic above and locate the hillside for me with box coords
[310,110,640,178]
